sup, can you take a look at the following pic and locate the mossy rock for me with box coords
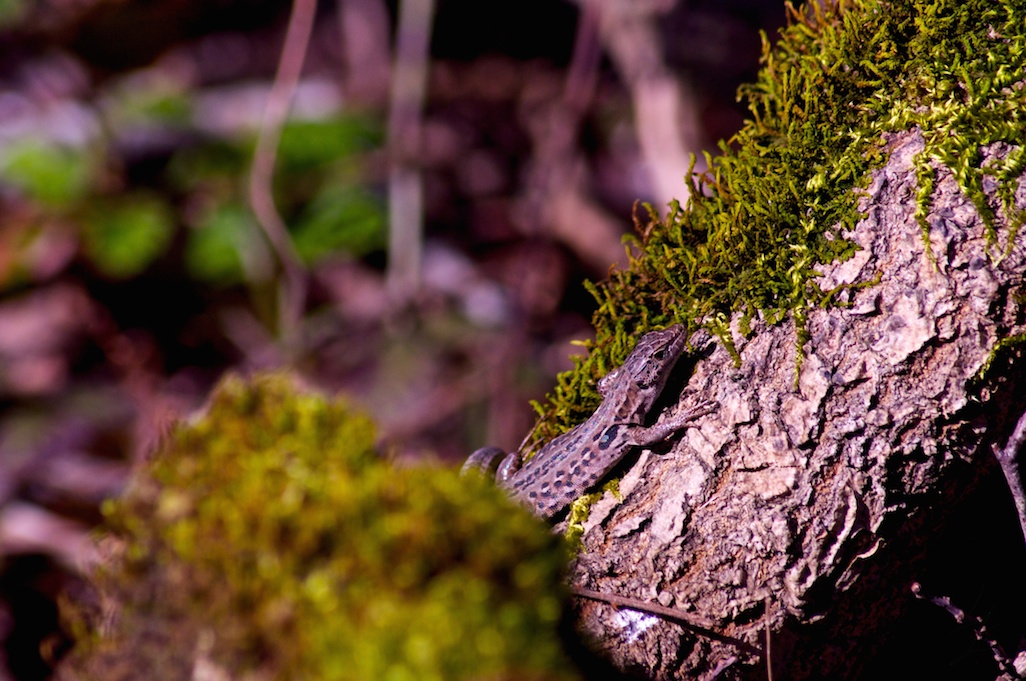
[533,0,1026,449]
[59,373,577,681]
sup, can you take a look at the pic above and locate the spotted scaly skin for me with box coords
[464,324,716,518]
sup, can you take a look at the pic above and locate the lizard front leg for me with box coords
[623,399,718,447]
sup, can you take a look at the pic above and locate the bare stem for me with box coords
[386,0,435,298]
[594,0,700,210]
[571,587,764,658]
[248,0,315,353]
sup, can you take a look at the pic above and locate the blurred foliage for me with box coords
[276,117,386,263]
[105,78,193,128]
[0,0,25,28]
[0,138,94,208]
[81,194,175,278]
[0,75,384,290]
[182,202,263,284]
[292,184,385,262]
[166,139,249,192]
[276,117,381,171]
[59,374,577,681]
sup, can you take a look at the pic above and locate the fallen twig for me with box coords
[571,586,764,658]
[912,582,1021,679]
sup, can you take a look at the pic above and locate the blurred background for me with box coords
[0,0,784,678]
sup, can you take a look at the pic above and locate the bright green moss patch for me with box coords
[973,331,1026,386]
[531,0,1026,448]
[62,374,576,681]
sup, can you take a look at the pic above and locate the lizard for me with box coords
[463,323,717,519]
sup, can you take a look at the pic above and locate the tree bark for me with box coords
[567,129,1026,679]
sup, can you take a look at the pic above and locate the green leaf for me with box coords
[184,203,262,285]
[0,139,93,207]
[81,195,175,277]
[166,140,249,191]
[105,76,193,128]
[276,116,382,172]
[292,185,385,262]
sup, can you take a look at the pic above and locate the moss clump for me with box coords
[532,0,1026,447]
[60,373,576,681]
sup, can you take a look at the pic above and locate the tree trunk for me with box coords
[567,129,1026,679]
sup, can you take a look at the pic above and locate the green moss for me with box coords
[63,374,577,681]
[973,331,1026,385]
[530,0,1026,450]
[564,491,605,547]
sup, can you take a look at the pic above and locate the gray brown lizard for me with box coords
[464,324,716,518]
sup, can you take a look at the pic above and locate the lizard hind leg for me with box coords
[461,447,509,479]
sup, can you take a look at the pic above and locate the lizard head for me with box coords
[617,323,689,397]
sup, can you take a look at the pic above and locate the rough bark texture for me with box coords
[567,129,1026,679]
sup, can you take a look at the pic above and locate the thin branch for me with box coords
[912,582,1022,679]
[386,0,435,298]
[992,406,1026,547]
[592,0,701,210]
[335,0,391,105]
[518,0,601,231]
[248,0,315,353]
[571,587,764,658]
[515,2,628,272]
